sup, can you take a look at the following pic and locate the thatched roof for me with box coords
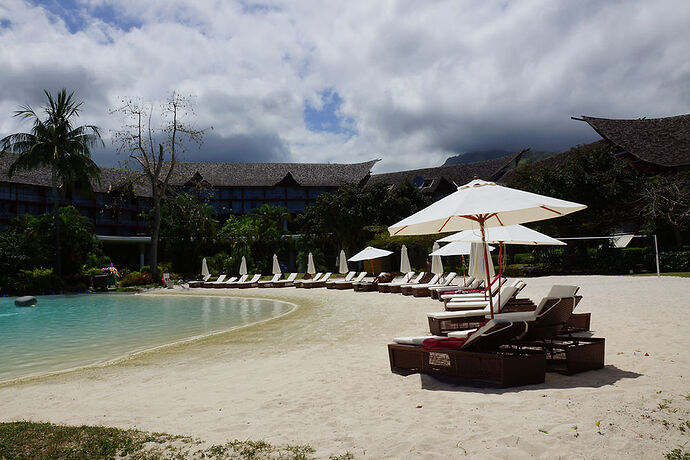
[1,153,380,197]
[366,151,524,192]
[579,114,690,167]
[168,159,379,188]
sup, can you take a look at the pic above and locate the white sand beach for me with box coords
[1,275,689,459]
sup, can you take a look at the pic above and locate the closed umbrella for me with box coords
[469,242,494,289]
[399,244,411,273]
[272,254,281,275]
[388,179,586,317]
[201,257,210,278]
[338,250,349,274]
[307,252,316,275]
[430,241,494,284]
[430,242,443,275]
[239,256,247,275]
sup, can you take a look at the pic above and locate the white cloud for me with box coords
[0,0,688,171]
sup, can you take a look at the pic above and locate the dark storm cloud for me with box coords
[185,131,291,163]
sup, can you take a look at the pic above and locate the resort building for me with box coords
[574,114,690,175]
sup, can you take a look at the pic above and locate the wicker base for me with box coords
[388,344,546,387]
[508,337,605,375]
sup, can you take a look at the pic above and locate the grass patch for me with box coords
[630,272,690,278]
[0,421,352,459]
[665,448,690,460]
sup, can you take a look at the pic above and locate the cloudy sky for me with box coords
[0,0,688,172]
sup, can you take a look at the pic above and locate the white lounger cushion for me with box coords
[446,328,479,338]
[393,335,445,345]
[428,308,490,319]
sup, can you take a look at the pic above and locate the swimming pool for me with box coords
[0,294,293,382]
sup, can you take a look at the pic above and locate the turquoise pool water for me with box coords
[0,294,293,382]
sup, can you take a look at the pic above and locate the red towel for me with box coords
[421,337,468,350]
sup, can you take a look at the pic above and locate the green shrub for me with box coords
[511,253,535,264]
[14,268,64,295]
[139,265,151,273]
[119,271,154,287]
[659,251,690,272]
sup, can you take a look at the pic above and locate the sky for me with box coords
[0,0,688,172]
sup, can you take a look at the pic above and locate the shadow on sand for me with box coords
[418,365,642,394]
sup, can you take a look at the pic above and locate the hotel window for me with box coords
[287,201,305,213]
[231,201,242,213]
[17,186,40,202]
[243,188,263,199]
[265,187,285,199]
[307,188,326,198]
[0,184,11,199]
[286,187,306,199]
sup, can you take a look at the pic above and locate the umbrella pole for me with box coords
[479,219,494,318]
[498,242,503,310]
[462,255,466,285]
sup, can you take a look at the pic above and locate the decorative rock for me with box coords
[15,296,37,307]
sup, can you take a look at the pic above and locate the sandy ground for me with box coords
[1,275,689,459]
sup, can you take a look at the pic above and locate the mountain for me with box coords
[443,149,558,166]
[442,150,513,165]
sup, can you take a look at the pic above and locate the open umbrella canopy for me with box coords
[469,242,494,280]
[307,252,316,274]
[438,224,566,245]
[272,254,281,275]
[388,179,586,236]
[201,257,210,277]
[348,246,393,262]
[399,245,411,273]
[239,256,248,275]
[430,241,495,256]
[338,250,349,274]
[430,242,444,274]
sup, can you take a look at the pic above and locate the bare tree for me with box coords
[642,172,690,248]
[112,93,206,279]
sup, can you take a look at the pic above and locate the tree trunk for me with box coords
[51,167,61,278]
[149,191,161,282]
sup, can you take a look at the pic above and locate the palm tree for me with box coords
[0,89,103,276]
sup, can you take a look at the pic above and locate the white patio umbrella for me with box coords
[348,246,393,274]
[239,256,248,275]
[438,224,566,246]
[307,252,316,275]
[430,241,495,283]
[201,257,210,278]
[388,179,586,317]
[439,224,566,306]
[469,242,495,287]
[430,242,444,275]
[338,250,349,274]
[399,245,411,273]
[272,254,281,275]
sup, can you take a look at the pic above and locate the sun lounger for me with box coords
[333,272,367,290]
[444,280,526,311]
[294,272,322,288]
[203,275,231,287]
[213,274,248,288]
[271,272,298,288]
[302,272,332,288]
[428,281,525,334]
[388,319,546,387]
[407,272,457,297]
[429,276,476,299]
[400,274,440,296]
[233,273,262,288]
[377,272,415,293]
[440,275,504,303]
[354,272,391,292]
[257,273,282,287]
[326,271,356,289]
[188,274,212,288]
[388,272,430,294]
